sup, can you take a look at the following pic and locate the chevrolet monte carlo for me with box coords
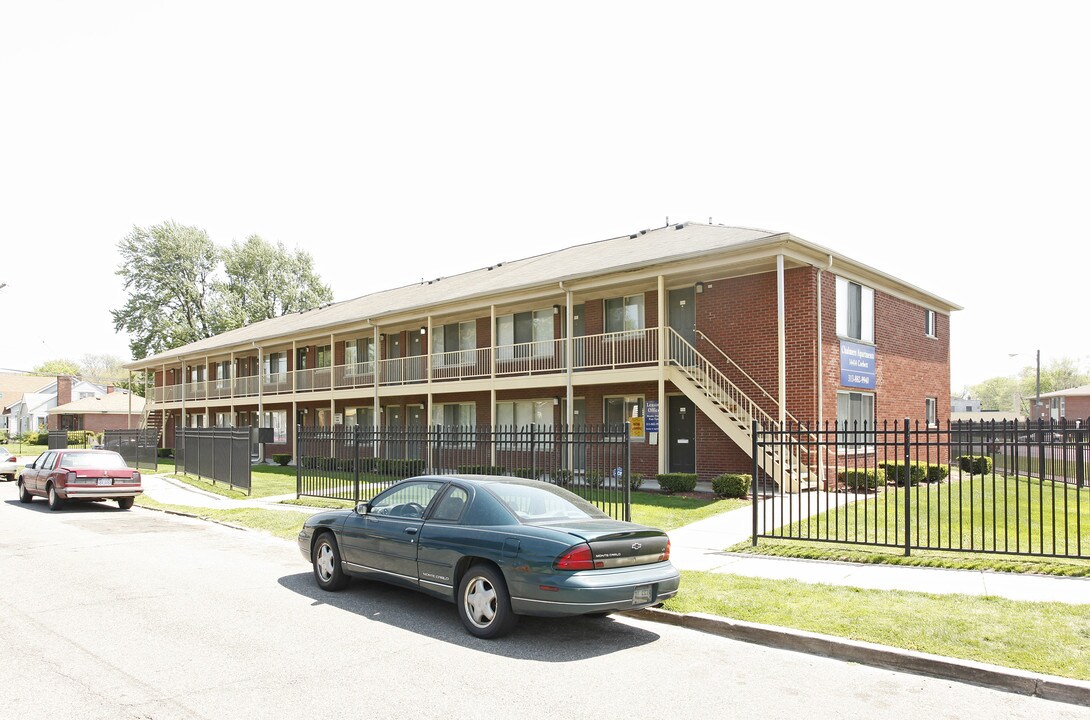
[298,475,680,638]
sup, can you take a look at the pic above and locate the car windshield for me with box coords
[60,452,129,470]
[0,447,8,455]
[487,482,609,522]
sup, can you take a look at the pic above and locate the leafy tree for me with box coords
[1016,357,1089,415]
[111,222,334,361]
[79,353,127,382]
[112,221,225,360]
[967,376,1019,412]
[33,358,81,376]
[219,235,333,327]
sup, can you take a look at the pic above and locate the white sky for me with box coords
[2,1,1087,391]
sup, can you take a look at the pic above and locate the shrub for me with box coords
[958,455,992,475]
[712,473,750,498]
[585,470,605,488]
[838,469,883,492]
[457,464,507,475]
[512,467,536,479]
[657,473,697,494]
[158,448,174,458]
[551,469,574,487]
[272,454,292,466]
[880,461,925,487]
[629,472,644,491]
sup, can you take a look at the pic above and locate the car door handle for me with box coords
[404,527,418,535]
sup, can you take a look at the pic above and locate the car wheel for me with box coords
[117,497,135,510]
[17,481,32,504]
[312,532,349,591]
[47,484,65,511]
[457,563,517,639]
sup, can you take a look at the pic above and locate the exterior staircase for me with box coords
[665,329,815,492]
[140,403,164,447]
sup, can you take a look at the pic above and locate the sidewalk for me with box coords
[668,499,1090,605]
[140,472,322,513]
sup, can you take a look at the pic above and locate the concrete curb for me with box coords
[629,608,1090,707]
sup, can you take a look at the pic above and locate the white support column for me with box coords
[426,316,433,383]
[565,290,574,426]
[229,351,235,426]
[777,254,787,427]
[257,347,264,463]
[657,275,666,474]
[373,326,381,434]
[291,340,298,463]
[127,371,132,429]
[329,333,335,425]
[489,304,496,467]
[815,267,824,484]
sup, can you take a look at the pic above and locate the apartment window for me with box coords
[604,395,645,440]
[260,410,288,443]
[344,338,375,377]
[925,397,937,428]
[214,412,232,427]
[216,361,231,385]
[189,365,205,383]
[263,353,287,381]
[835,277,874,343]
[837,391,874,447]
[925,309,936,338]
[296,348,308,370]
[316,345,332,369]
[344,406,376,428]
[495,399,553,428]
[605,294,645,334]
[433,321,476,365]
[432,402,476,427]
[496,309,554,360]
[188,413,206,428]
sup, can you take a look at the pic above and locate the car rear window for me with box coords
[60,452,129,470]
[487,482,609,522]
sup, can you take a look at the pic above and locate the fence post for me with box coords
[751,419,759,546]
[296,425,302,499]
[1077,419,1087,489]
[903,417,911,556]
[531,424,538,480]
[623,422,631,522]
[353,424,361,505]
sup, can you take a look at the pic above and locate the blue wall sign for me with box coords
[645,400,659,432]
[840,340,876,389]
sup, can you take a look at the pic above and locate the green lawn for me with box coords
[630,491,748,531]
[136,495,309,541]
[3,442,48,457]
[664,571,1090,680]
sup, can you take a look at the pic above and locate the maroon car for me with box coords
[18,449,143,511]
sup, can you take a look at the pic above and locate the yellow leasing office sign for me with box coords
[629,416,644,439]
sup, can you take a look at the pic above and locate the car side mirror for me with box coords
[25,463,34,469]
[355,502,370,515]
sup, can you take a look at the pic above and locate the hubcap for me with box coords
[49,487,56,504]
[464,576,498,628]
[315,543,335,582]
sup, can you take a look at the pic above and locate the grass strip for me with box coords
[630,491,748,531]
[136,495,308,541]
[664,570,1090,680]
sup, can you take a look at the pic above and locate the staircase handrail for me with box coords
[693,329,816,436]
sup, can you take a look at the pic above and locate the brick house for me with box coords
[1037,385,1090,422]
[47,386,145,434]
[124,222,959,486]
[4,376,111,434]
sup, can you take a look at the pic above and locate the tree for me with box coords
[33,358,81,376]
[1016,357,1089,415]
[968,376,1019,413]
[112,221,225,360]
[111,222,335,361]
[79,353,127,382]
[219,235,333,327]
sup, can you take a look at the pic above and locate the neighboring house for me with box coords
[4,376,109,434]
[951,397,981,413]
[47,387,144,433]
[125,221,960,483]
[0,372,55,434]
[1037,384,1090,422]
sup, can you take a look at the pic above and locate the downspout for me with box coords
[818,254,832,431]
[561,282,574,475]
[256,344,264,463]
[490,304,496,468]
[657,274,666,474]
[776,255,786,428]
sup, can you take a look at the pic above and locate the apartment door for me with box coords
[669,287,696,347]
[668,395,696,473]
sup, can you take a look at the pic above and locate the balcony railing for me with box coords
[147,327,663,404]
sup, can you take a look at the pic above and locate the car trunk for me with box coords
[530,519,670,568]
[65,467,138,484]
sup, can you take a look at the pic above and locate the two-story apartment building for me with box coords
[125,222,959,486]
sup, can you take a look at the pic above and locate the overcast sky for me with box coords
[2,1,1087,391]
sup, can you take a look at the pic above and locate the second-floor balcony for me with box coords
[148,327,660,404]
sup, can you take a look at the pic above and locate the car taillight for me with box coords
[660,538,671,562]
[67,471,76,485]
[131,471,141,483]
[5,456,14,463]
[554,543,599,571]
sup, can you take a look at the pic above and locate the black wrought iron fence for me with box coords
[47,430,68,450]
[177,427,252,494]
[753,418,1090,559]
[297,423,632,520]
[103,429,159,471]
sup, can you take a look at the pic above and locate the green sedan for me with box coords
[299,475,680,638]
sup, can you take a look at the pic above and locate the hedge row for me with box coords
[657,473,697,494]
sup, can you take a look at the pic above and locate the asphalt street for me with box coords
[2,482,1088,720]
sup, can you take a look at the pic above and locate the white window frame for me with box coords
[496,399,554,449]
[835,277,874,343]
[925,397,937,428]
[604,394,645,441]
[433,321,477,367]
[604,294,646,336]
[496,309,554,361]
[214,412,232,427]
[925,309,937,338]
[260,410,288,443]
[431,402,476,427]
[836,390,874,451]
